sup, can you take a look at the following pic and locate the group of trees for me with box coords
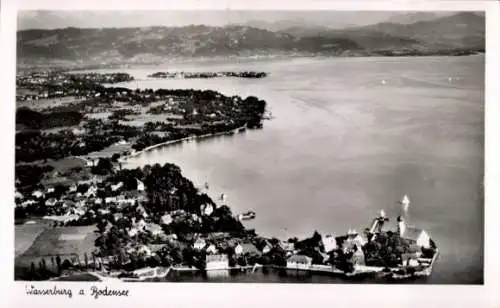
[15,164,54,189]
[15,127,128,163]
[108,108,140,121]
[16,252,102,280]
[16,108,84,130]
[362,231,413,267]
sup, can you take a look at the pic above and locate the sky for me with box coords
[17,10,446,30]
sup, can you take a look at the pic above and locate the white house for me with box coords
[45,198,57,207]
[206,244,218,255]
[194,238,207,250]
[15,191,24,200]
[128,227,139,237]
[262,244,272,254]
[32,190,44,199]
[397,216,431,248]
[111,182,123,192]
[46,187,55,194]
[234,244,243,255]
[200,203,214,216]
[235,243,260,256]
[402,253,420,267]
[136,179,145,191]
[321,234,337,253]
[160,214,173,225]
[346,230,368,248]
[21,199,36,207]
[205,254,229,271]
[69,184,78,193]
[98,209,110,215]
[286,255,312,270]
[145,223,163,236]
[85,185,98,197]
[105,197,117,203]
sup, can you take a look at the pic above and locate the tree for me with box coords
[91,158,114,175]
[30,262,37,279]
[56,255,62,275]
[84,252,89,269]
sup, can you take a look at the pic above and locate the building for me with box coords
[111,182,123,192]
[286,255,312,270]
[160,213,173,225]
[85,185,98,198]
[321,234,337,253]
[32,190,44,199]
[45,198,57,207]
[351,247,366,266]
[200,203,214,216]
[145,223,163,236]
[262,244,272,254]
[205,254,229,278]
[193,238,207,250]
[235,243,260,257]
[206,254,229,270]
[206,244,218,255]
[136,179,145,191]
[402,253,420,267]
[397,216,431,248]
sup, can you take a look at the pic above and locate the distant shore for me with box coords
[18,51,484,73]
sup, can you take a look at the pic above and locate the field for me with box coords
[14,223,50,258]
[16,225,98,268]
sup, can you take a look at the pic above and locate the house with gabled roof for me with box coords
[397,216,431,248]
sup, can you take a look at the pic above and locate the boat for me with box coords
[238,210,256,221]
[263,112,275,120]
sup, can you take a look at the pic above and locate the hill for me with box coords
[17,12,484,66]
[17,25,362,64]
[358,12,485,49]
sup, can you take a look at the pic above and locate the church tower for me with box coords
[397,215,406,236]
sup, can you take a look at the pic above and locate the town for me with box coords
[15,71,438,283]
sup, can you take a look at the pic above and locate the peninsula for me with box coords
[15,71,438,283]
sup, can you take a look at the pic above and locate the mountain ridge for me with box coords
[17,12,485,66]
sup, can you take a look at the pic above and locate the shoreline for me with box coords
[119,125,247,163]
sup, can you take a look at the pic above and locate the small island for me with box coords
[148,71,268,79]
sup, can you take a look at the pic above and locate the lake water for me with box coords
[99,55,484,284]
